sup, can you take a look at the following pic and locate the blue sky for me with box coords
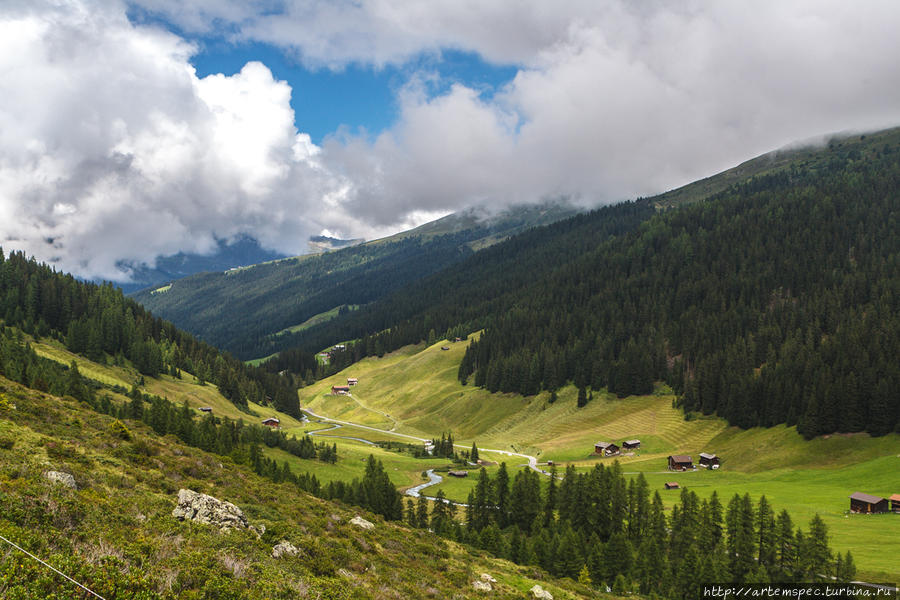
[190,44,519,143]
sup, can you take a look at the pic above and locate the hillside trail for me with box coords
[344,392,400,431]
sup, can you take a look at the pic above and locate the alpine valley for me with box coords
[2,127,899,600]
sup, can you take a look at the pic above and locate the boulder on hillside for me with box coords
[272,540,299,558]
[172,488,248,531]
[530,584,553,599]
[350,515,374,530]
[472,580,492,592]
[43,470,77,490]
[480,573,497,583]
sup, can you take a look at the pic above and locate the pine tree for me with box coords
[470,441,479,463]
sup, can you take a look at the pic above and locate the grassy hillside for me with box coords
[299,341,900,581]
[0,375,599,599]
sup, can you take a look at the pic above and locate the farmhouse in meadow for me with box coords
[331,385,351,395]
[594,442,620,456]
[699,453,720,469]
[664,482,680,490]
[849,492,889,514]
[668,455,693,471]
[261,417,280,428]
[891,494,900,513]
[622,439,641,450]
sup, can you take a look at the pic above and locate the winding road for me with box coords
[301,406,551,500]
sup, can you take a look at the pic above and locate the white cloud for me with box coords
[4,0,900,282]
[0,0,353,281]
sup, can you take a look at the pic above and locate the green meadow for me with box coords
[298,338,900,581]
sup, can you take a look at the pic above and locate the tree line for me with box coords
[405,462,854,598]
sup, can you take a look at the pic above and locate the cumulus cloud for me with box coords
[0,0,353,281]
[4,0,900,281]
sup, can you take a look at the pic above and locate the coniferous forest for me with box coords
[283,135,900,438]
[406,463,854,598]
[0,250,300,416]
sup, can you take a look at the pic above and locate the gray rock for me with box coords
[272,540,299,558]
[480,573,497,583]
[172,488,248,531]
[43,470,77,490]
[472,580,492,592]
[530,584,553,599]
[350,515,374,530]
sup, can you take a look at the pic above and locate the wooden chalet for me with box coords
[448,470,468,478]
[622,439,641,450]
[664,482,680,490]
[668,455,693,471]
[261,417,280,428]
[890,494,900,513]
[331,385,351,395]
[849,492,889,514]
[347,378,358,386]
[199,406,212,413]
[594,441,620,456]
[699,453,720,469]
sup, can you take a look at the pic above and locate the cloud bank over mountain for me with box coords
[3,0,900,280]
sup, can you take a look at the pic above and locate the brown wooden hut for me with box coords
[261,417,280,428]
[664,482,680,490]
[699,453,720,469]
[890,494,900,513]
[849,492,889,514]
[668,455,693,471]
[622,439,641,450]
[594,442,620,456]
[448,470,468,478]
[331,385,351,395]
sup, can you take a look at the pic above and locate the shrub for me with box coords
[109,419,132,440]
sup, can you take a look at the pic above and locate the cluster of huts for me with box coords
[330,377,359,396]
[849,492,900,514]
[667,453,720,471]
[593,439,642,456]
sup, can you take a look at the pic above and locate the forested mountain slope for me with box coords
[0,250,300,416]
[132,203,578,360]
[288,129,900,438]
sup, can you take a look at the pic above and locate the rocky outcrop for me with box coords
[472,580,492,592]
[530,584,553,599]
[480,573,497,583]
[43,470,77,489]
[272,541,299,558]
[350,515,374,530]
[172,489,248,531]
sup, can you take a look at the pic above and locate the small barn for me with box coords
[440,346,450,351]
[347,378,358,386]
[622,439,641,450]
[331,385,351,395]
[668,455,693,471]
[594,442,620,456]
[199,406,212,413]
[699,453,720,469]
[448,470,468,478]
[891,494,900,514]
[849,492,889,514]
[262,417,280,428]
[664,482,680,490]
